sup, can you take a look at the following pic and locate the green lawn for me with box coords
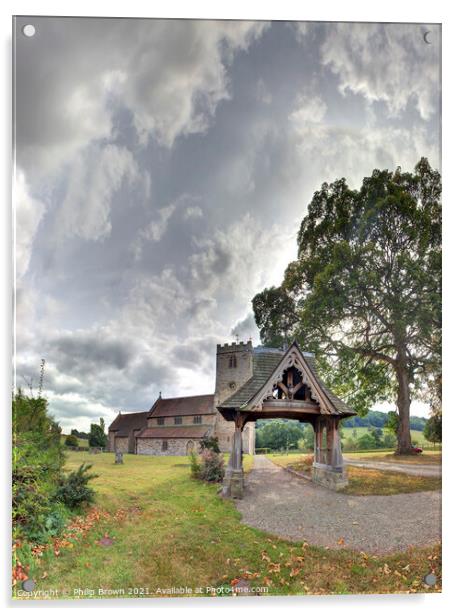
[14,452,440,599]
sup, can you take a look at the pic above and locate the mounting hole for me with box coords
[22,24,36,37]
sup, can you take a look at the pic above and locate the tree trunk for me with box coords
[395,358,413,455]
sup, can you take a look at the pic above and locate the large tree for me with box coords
[253,159,441,454]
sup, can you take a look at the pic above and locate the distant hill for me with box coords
[257,410,427,431]
[341,410,426,431]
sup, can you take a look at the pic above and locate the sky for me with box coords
[13,17,441,431]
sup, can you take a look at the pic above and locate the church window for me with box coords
[157,417,164,425]
[174,416,182,425]
[229,354,237,368]
[162,440,168,451]
[193,415,202,424]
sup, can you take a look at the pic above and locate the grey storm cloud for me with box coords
[48,331,136,374]
[13,17,440,430]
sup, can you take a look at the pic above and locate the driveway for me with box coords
[236,456,441,554]
[344,457,441,477]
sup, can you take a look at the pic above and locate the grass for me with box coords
[345,451,442,465]
[13,452,441,599]
[267,453,441,495]
[340,467,441,496]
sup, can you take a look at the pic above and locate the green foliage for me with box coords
[383,432,397,449]
[253,286,297,348]
[89,417,107,448]
[299,424,315,450]
[385,411,399,435]
[189,451,201,479]
[423,413,442,444]
[256,419,304,451]
[65,434,79,447]
[56,463,98,509]
[71,428,89,440]
[252,159,441,454]
[199,435,220,453]
[12,390,65,541]
[357,433,378,450]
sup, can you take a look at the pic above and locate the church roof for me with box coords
[219,341,355,417]
[108,410,149,436]
[148,394,215,418]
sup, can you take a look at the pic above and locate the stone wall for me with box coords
[114,436,129,453]
[312,464,348,491]
[108,431,116,452]
[136,438,199,456]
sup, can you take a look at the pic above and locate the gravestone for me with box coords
[115,451,124,464]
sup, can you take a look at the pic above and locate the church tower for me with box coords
[213,341,255,454]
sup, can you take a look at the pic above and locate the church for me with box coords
[108,339,356,495]
[108,340,258,456]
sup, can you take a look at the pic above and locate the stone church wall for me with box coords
[114,436,129,453]
[137,438,198,456]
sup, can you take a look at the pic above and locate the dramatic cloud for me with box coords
[320,23,441,120]
[14,19,440,429]
[56,143,141,241]
[14,170,46,278]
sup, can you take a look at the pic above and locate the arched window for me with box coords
[229,354,237,368]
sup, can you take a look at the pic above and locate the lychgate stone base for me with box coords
[222,468,244,499]
[312,463,348,491]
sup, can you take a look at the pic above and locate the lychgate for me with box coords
[217,340,357,498]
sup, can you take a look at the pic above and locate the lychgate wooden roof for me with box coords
[218,341,356,420]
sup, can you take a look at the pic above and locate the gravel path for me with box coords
[236,456,441,554]
[344,457,442,477]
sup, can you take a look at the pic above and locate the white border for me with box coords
[2,1,458,614]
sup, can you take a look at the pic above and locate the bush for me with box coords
[199,449,225,482]
[190,448,225,483]
[65,434,79,448]
[199,436,220,453]
[56,463,98,509]
[189,451,201,479]
[12,390,65,541]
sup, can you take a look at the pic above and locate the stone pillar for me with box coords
[222,413,245,499]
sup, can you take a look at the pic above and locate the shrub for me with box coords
[12,390,65,541]
[56,463,98,509]
[199,436,220,453]
[65,434,79,448]
[189,451,201,479]
[198,449,225,482]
